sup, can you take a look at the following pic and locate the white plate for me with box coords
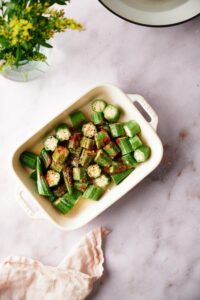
[99,0,200,27]
[12,84,163,231]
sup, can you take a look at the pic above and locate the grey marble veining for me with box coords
[0,1,200,299]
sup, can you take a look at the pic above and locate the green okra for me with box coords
[109,123,125,137]
[79,149,96,167]
[69,111,87,128]
[52,146,69,165]
[80,137,95,150]
[134,145,150,162]
[91,112,104,125]
[54,190,82,214]
[116,137,132,155]
[124,120,141,137]
[111,169,133,185]
[56,123,71,141]
[121,154,137,169]
[20,151,37,169]
[63,166,73,195]
[129,135,143,151]
[68,132,82,149]
[74,182,88,192]
[36,157,54,197]
[94,149,112,167]
[40,148,52,169]
[109,161,127,174]
[73,167,87,182]
[95,131,111,149]
[103,141,120,159]
[83,185,104,201]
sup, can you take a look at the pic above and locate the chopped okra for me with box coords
[20,100,151,214]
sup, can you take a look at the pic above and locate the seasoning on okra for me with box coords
[94,149,112,167]
[40,148,52,169]
[116,137,132,155]
[20,100,151,214]
[63,166,73,195]
[103,141,120,159]
[80,137,95,150]
[82,122,97,138]
[95,131,111,149]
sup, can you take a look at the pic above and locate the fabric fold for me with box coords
[0,227,109,300]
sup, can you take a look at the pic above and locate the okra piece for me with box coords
[56,123,71,141]
[103,104,121,123]
[52,146,69,165]
[91,99,107,112]
[44,136,58,152]
[46,170,60,187]
[70,148,82,167]
[20,151,37,169]
[87,164,101,178]
[94,149,112,167]
[129,135,143,151]
[53,184,67,198]
[82,122,97,138]
[54,191,82,214]
[103,141,120,159]
[109,161,127,174]
[134,145,150,162]
[97,124,111,133]
[68,132,82,149]
[95,131,111,149]
[36,157,53,197]
[116,137,132,155]
[50,160,64,173]
[94,174,110,189]
[124,120,141,137]
[69,111,87,128]
[111,169,133,185]
[40,148,52,169]
[63,166,73,195]
[121,154,137,169]
[74,182,88,192]
[83,185,104,201]
[109,123,125,137]
[80,137,95,150]
[79,149,96,167]
[30,170,37,181]
[73,167,87,182]
[91,112,104,125]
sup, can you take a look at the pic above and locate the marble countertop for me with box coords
[1,1,200,299]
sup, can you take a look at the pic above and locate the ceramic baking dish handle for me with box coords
[16,188,45,219]
[128,94,158,131]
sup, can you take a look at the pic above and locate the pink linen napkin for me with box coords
[0,227,109,300]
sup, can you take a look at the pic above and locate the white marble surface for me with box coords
[1,1,200,299]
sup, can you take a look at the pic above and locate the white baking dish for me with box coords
[12,84,163,231]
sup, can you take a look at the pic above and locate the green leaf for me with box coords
[0,36,9,48]
[39,40,53,48]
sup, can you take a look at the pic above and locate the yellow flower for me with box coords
[8,17,34,45]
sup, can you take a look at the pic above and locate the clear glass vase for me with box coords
[1,47,52,82]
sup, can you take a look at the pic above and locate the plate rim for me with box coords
[99,0,200,27]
